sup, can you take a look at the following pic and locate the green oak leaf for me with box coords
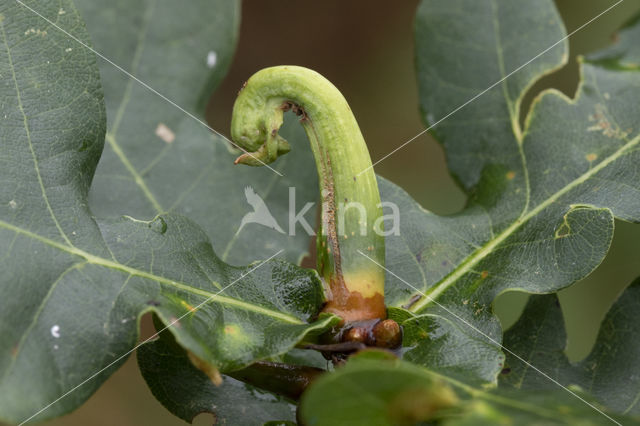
[500,278,640,417]
[299,352,459,426]
[415,0,567,230]
[138,328,297,425]
[78,0,319,266]
[0,1,334,423]
[388,305,504,386]
[299,352,635,426]
[372,0,640,386]
[137,322,330,425]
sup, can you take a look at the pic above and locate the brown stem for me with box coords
[227,361,325,401]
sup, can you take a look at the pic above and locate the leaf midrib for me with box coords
[491,0,532,220]
[0,16,73,248]
[105,0,164,214]
[0,219,303,324]
[491,0,523,143]
[410,130,640,312]
[346,362,574,421]
[428,363,609,422]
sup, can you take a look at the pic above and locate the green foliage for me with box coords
[0,1,332,422]
[78,0,318,266]
[138,330,297,425]
[501,278,640,416]
[587,11,640,70]
[1,0,639,425]
[300,352,632,425]
[376,0,640,392]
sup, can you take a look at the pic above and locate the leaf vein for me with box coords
[0,219,303,324]
[1,261,87,383]
[411,131,640,312]
[0,18,73,247]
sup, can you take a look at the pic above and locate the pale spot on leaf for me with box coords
[206,51,218,68]
[587,104,628,139]
[50,325,61,338]
[24,28,47,36]
[155,123,175,144]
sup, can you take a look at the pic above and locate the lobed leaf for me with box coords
[415,0,567,230]
[299,352,633,425]
[0,1,333,422]
[500,278,640,417]
[78,0,319,267]
[138,330,297,425]
[375,0,640,386]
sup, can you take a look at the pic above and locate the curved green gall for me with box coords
[230,66,386,324]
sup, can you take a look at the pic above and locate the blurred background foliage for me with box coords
[16,1,640,425]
